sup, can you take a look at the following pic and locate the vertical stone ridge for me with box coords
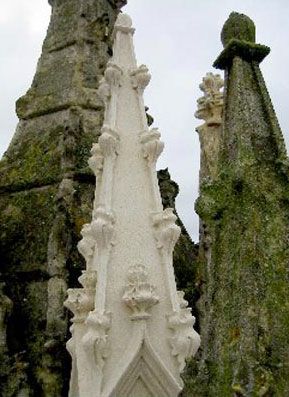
[185,12,289,396]
[0,1,123,395]
[64,13,200,397]
[0,2,197,395]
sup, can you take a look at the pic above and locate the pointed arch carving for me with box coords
[106,332,182,397]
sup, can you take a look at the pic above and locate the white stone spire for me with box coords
[64,13,200,397]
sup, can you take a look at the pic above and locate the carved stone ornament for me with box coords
[88,143,104,176]
[168,291,201,372]
[113,13,135,36]
[82,309,112,369]
[139,128,164,164]
[78,270,97,290]
[91,206,115,251]
[152,208,181,259]
[98,77,111,106]
[64,277,96,324]
[195,72,224,126]
[131,65,151,92]
[77,223,96,271]
[122,264,159,320]
[104,62,123,89]
[107,330,182,397]
[195,72,224,180]
[65,12,200,396]
[98,125,120,157]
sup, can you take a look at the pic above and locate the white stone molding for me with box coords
[64,271,97,397]
[104,63,123,130]
[131,65,151,129]
[152,208,181,312]
[88,143,104,219]
[65,12,200,396]
[81,310,112,396]
[140,128,164,208]
[77,223,96,271]
[131,64,151,93]
[167,291,201,372]
[113,13,136,37]
[88,143,104,177]
[78,270,98,290]
[104,325,182,397]
[98,125,119,159]
[123,264,159,320]
[98,78,111,125]
[139,128,164,165]
[64,271,96,325]
[152,208,181,262]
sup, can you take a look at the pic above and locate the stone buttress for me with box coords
[64,14,200,397]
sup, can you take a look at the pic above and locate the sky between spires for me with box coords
[1,0,289,241]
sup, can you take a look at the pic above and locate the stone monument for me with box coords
[64,13,200,397]
[185,12,289,396]
[0,1,198,395]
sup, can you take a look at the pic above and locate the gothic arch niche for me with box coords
[108,337,182,397]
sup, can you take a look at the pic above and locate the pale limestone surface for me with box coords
[195,72,224,181]
[64,13,200,397]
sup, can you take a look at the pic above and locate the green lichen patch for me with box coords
[221,12,256,46]
[214,39,270,70]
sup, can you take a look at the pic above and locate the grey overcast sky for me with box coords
[1,1,289,242]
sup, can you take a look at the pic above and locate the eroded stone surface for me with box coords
[185,12,289,397]
[0,2,197,396]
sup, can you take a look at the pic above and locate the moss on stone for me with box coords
[221,12,256,46]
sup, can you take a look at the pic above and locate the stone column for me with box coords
[189,12,289,396]
[65,14,200,397]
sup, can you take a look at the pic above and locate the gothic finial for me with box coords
[221,12,256,47]
[214,12,270,69]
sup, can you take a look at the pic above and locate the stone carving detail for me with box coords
[123,264,159,320]
[113,13,135,36]
[152,208,181,260]
[98,78,111,123]
[64,271,97,323]
[65,12,200,396]
[82,310,111,368]
[104,62,123,89]
[98,77,111,104]
[139,128,164,165]
[168,292,201,372]
[195,72,224,126]
[195,72,224,180]
[131,65,151,93]
[98,125,120,157]
[91,206,115,251]
[77,224,96,271]
[88,143,104,176]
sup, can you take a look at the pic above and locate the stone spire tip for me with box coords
[221,12,256,47]
[116,13,133,28]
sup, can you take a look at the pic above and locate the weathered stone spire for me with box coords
[0,1,125,395]
[64,13,200,397]
[186,12,289,396]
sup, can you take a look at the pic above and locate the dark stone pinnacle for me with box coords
[214,12,270,69]
[221,12,255,47]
